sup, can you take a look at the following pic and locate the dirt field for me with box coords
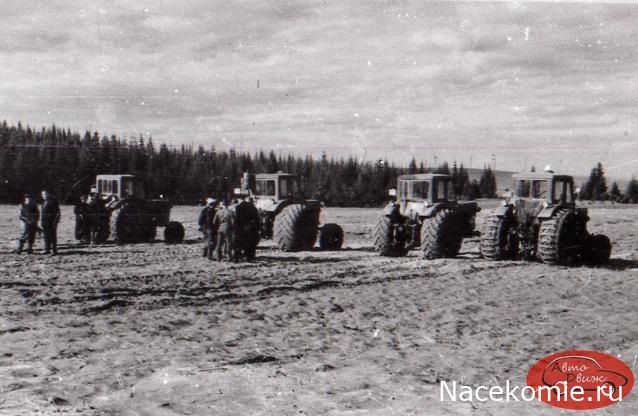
[0,204,637,415]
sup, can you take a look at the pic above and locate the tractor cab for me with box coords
[394,174,456,210]
[239,171,306,221]
[95,174,146,200]
[509,172,576,217]
[252,172,298,201]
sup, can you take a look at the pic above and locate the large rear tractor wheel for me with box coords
[111,205,143,244]
[582,234,611,265]
[373,215,407,257]
[273,204,320,252]
[480,215,518,260]
[164,221,185,244]
[420,209,463,259]
[538,210,581,265]
[319,223,344,250]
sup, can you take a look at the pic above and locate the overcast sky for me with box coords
[1,0,637,176]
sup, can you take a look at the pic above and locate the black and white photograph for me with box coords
[1,1,637,414]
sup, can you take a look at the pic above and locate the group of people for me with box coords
[198,196,261,262]
[16,191,61,255]
[16,191,261,261]
[73,194,110,246]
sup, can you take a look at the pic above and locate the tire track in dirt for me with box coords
[8,254,525,315]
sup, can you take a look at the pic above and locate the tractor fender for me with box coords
[106,197,127,211]
[382,202,399,217]
[536,205,562,219]
[418,206,437,218]
[575,207,589,220]
[255,198,289,215]
[457,200,481,214]
[271,200,292,216]
[493,204,513,218]
[416,202,445,219]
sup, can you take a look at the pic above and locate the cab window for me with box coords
[447,182,457,201]
[436,181,447,201]
[122,177,142,198]
[515,180,530,197]
[531,180,549,198]
[98,180,105,194]
[279,177,295,199]
[256,180,276,196]
[398,181,408,200]
[553,180,574,204]
[408,181,429,199]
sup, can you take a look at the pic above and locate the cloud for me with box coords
[1,1,637,175]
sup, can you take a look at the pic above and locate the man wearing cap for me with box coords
[41,190,61,255]
[212,200,236,262]
[198,198,218,259]
[16,194,40,254]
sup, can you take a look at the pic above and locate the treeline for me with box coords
[579,162,638,203]
[0,120,496,206]
[408,158,498,199]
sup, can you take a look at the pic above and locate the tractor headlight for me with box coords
[542,201,549,209]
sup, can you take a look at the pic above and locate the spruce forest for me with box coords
[3,120,633,205]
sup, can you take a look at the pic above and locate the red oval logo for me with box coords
[527,350,634,410]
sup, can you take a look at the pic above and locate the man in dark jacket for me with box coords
[212,200,235,262]
[198,198,217,259]
[233,197,260,261]
[41,190,61,255]
[17,194,40,254]
[74,195,90,244]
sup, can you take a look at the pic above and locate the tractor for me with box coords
[373,174,480,258]
[238,172,344,252]
[86,174,185,244]
[480,169,611,265]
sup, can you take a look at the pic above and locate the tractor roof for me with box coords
[255,172,296,179]
[397,173,451,181]
[96,174,137,180]
[511,172,573,181]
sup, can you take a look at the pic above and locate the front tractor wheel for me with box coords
[480,215,518,260]
[373,215,406,257]
[582,234,612,265]
[164,221,185,244]
[420,209,463,259]
[319,223,344,251]
[273,204,320,252]
[538,210,581,265]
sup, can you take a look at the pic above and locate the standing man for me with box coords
[16,194,40,254]
[41,190,61,255]
[212,200,235,262]
[74,195,90,244]
[86,194,102,246]
[233,196,260,261]
[198,198,217,259]
[243,197,260,261]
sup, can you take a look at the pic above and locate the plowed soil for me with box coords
[0,204,636,415]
